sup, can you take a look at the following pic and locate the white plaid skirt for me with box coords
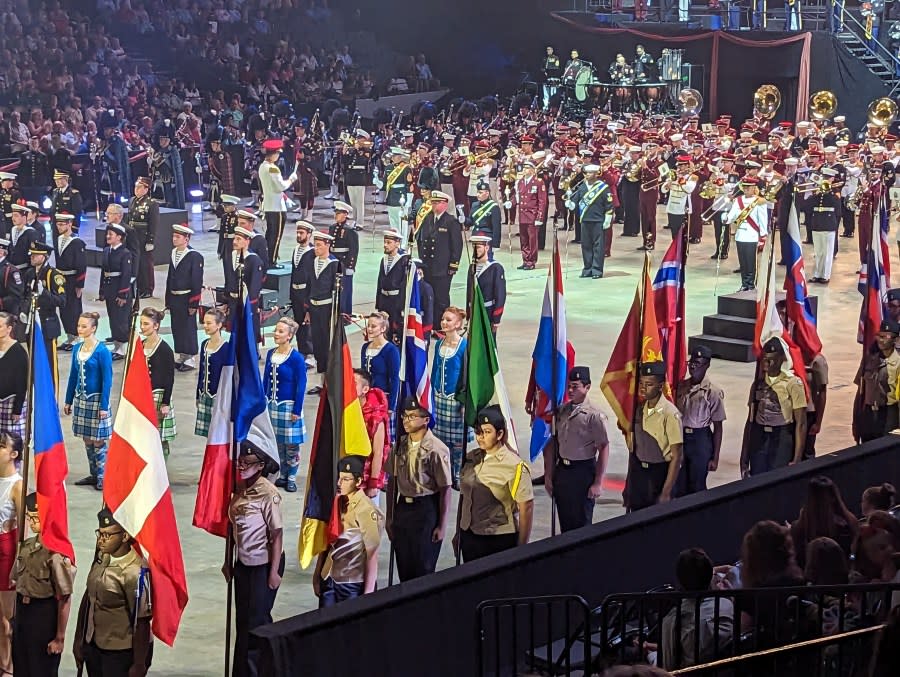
[0,395,25,440]
[153,389,177,442]
[194,392,215,437]
[268,400,306,446]
[72,392,112,440]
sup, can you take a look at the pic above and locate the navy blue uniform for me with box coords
[166,248,204,356]
[55,235,87,338]
[100,245,134,343]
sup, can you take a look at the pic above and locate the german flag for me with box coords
[298,312,371,569]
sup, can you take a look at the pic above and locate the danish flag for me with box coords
[103,337,188,645]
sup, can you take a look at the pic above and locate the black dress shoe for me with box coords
[689,238,701,244]
[841,233,854,238]
[112,353,124,361]
[592,274,603,279]
[516,264,529,269]
[719,254,728,261]
[636,244,649,251]
[733,268,741,274]
[307,385,323,395]
[621,232,639,237]
[75,476,97,486]
[274,477,287,488]
[286,481,298,493]
[709,253,719,260]
[139,292,152,299]
[572,239,581,244]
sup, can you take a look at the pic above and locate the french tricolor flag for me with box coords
[528,239,572,462]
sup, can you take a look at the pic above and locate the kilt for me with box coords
[72,392,112,440]
[152,389,177,442]
[268,400,306,446]
[433,392,473,482]
[0,395,25,439]
[195,392,215,437]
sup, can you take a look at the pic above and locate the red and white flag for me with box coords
[103,338,188,646]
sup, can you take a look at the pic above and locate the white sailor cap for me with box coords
[312,231,334,242]
[401,130,414,137]
[823,146,838,153]
[442,132,456,140]
[797,121,810,128]
[106,222,126,236]
[628,145,641,152]
[334,200,353,213]
[487,129,501,137]
[26,201,40,212]
[236,209,257,221]
[296,220,314,232]
[469,235,492,244]
[0,172,15,181]
[55,212,75,221]
[10,203,28,213]
[172,223,194,236]
[669,134,683,142]
[836,139,849,148]
[383,229,403,240]
[872,145,887,154]
[784,157,799,166]
[221,194,240,205]
[234,225,255,238]
[356,129,371,139]
[744,160,761,168]
[834,115,846,123]
[429,190,450,202]
[583,164,601,173]
[0,238,9,248]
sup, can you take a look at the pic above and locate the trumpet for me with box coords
[449,147,498,173]
[642,168,675,192]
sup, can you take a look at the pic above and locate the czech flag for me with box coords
[31,321,74,563]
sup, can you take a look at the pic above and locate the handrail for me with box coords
[838,9,900,74]
[670,623,884,674]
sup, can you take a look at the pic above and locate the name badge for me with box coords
[438,227,447,232]
[530,186,537,194]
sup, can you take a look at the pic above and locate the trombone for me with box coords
[641,168,675,192]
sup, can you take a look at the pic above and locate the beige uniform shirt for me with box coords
[750,372,807,425]
[229,477,284,566]
[632,397,683,463]
[806,354,829,413]
[459,448,534,536]
[84,549,152,651]
[676,378,726,430]
[323,491,385,584]
[393,430,452,498]
[13,536,76,600]
[556,399,609,462]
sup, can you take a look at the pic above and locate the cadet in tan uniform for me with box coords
[543,366,610,532]
[73,508,152,677]
[454,405,534,562]
[224,441,284,677]
[314,455,384,607]
[626,361,683,512]
[740,337,808,477]
[675,346,726,496]
[386,396,452,582]
[854,320,900,443]
[12,492,75,677]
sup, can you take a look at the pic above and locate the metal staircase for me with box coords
[835,30,899,92]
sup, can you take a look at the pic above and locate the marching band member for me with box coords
[619,145,642,238]
[508,161,547,271]
[722,176,768,292]
[64,312,113,490]
[566,164,613,279]
[125,176,159,299]
[708,153,740,261]
[258,139,297,269]
[380,148,414,245]
[638,142,663,251]
[841,144,864,238]
[165,224,204,371]
[662,156,697,239]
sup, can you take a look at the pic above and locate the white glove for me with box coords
[535,221,543,226]
[503,201,512,209]
[565,201,575,211]
[456,205,465,219]
[373,177,384,190]
[145,243,154,251]
[288,172,298,183]
[603,215,612,229]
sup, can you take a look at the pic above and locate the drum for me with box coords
[562,61,582,85]
[658,48,684,82]
[574,65,597,102]
[637,83,664,105]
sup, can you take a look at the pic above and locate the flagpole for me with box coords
[630,254,650,475]
[454,249,476,567]
[673,223,688,386]
[17,291,37,548]
[549,226,559,538]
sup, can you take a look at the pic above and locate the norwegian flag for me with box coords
[399,262,433,421]
[652,226,688,387]
[858,191,891,347]
[104,338,188,645]
[782,200,822,362]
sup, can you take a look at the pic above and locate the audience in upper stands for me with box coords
[789,475,858,568]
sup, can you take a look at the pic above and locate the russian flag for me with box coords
[400,262,434,423]
[652,226,688,388]
[31,321,75,563]
[858,191,891,347]
[528,239,571,462]
[782,200,822,362]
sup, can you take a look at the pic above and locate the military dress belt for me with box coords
[309,297,333,306]
[333,247,349,253]
[484,300,495,307]
[380,289,400,296]
[813,207,835,212]
[351,165,366,170]
[170,290,191,295]
[401,493,435,504]
[57,269,77,275]
[103,272,122,278]
[291,283,307,290]
[558,457,594,466]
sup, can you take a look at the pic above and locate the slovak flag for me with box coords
[400,262,433,422]
[527,239,572,462]
[858,191,891,347]
[31,321,75,563]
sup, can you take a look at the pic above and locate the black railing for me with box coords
[476,595,591,677]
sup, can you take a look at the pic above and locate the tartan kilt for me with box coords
[152,389,177,442]
[0,395,24,439]
[194,392,215,437]
[433,392,468,451]
[72,392,112,440]
[268,400,306,446]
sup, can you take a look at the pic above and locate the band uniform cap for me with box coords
[0,238,9,248]
[669,134,684,142]
[741,176,760,186]
[690,345,713,361]
[135,176,151,187]
[172,223,194,236]
[469,234,492,244]
[887,288,900,302]
[820,167,838,177]
[887,134,898,143]
[476,404,505,429]
[639,361,666,378]
[525,120,539,127]
[312,231,334,242]
[487,129,502,137]
[401,130,415,137]
[568,366,591,384]
[476,180,490,191]
[97,507,119,529]
[26,201,40,212]
[442,132,456,140]
[10,202,28,213]
[333,200,353,213]
[236,209,257,221]
[871,145,887,154]
[233,225,254,239]
[24,492,37,513]
[296,220,315,232]
[761,154,776,163]
[401,396,429,415]
[382,229,402,240]
[835,139,849,148]
[262,139,284,152]
[797,121,811,128]
[0,172,16,181]
[429,190,450,202]
[531,151,546,161]
[880,320,900,334]
[389,146,407,155]
[356,129,371,139]
[628,145,641,152]
[716,118,729,125]
[564,139,579,149]
[105,223,126,236]
[834,115,846,122]
[417,141,432,151]
[221,194,240,204]
[475,139,491,149]
[784,157,799,166]
[721,152,736,160]
[520,134,536,143]
[337,454,365,478]
[779,121,794,129]
[676,155,691,164]
[567,121,581,128]
[744,160,761,169]
[823,146,838,153]
[806,150,823,158]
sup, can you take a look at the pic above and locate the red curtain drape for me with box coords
[549,12,811,123]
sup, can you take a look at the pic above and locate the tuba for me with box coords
[753,85,781,120]
[809,90,838,120]
[868,97,898,128]
[678,88,703,117]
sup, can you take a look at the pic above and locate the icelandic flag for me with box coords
[782,200,822,361]
[31,321,75,563]
[653,226,688,387]
[400,262,434,423]
[528,240,570,462]
[858,191,891,347]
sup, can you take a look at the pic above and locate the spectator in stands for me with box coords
[862,483,897,517]
[851,514,900,584]
[659,548,734,670]
[869,605,900,677]
[742,520,805,589]
[790,476,858,568]
[8,112,28,154]
[804,537,861,635]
